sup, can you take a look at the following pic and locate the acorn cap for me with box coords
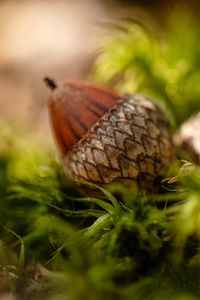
[62,94,175,188]
[45,77,120,156]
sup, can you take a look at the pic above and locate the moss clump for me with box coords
[0,122,200,300]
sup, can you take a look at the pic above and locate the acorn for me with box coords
[44,77,175,189]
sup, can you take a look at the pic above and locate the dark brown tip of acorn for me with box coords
[44,77,57,90]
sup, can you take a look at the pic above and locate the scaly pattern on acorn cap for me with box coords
[63,94,174,188]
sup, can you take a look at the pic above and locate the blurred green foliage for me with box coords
[93,8,200,126]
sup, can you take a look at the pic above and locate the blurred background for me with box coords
[0,0,200,144]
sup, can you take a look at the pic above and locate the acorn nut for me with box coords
[45,77,175,189]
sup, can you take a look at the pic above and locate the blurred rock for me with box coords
[175,113,200,164]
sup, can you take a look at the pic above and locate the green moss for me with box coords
[0,122,200,300]
[93,7,200,127]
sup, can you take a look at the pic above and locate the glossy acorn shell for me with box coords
[47,80,175,188]
[47,80,120,155]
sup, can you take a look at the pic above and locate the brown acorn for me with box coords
[45,77,175,189]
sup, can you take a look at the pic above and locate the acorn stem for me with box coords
[44,77,57,90]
